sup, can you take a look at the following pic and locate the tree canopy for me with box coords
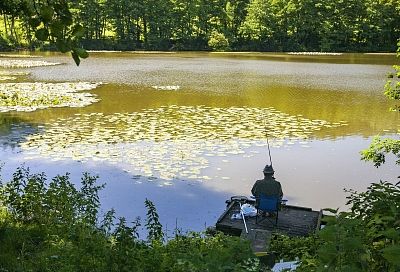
[0,0,399,57]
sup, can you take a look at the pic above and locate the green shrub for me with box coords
[208,31,230,51]
[0,35,11,51]
[269,181,400,272]
[0,167,255,271]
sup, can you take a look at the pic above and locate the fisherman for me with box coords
[251,164,283,200]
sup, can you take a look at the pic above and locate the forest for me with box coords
[1,0,399,52]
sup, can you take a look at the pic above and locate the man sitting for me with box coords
[251,164,283,216]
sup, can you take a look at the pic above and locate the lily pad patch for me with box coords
[18,105,347,181]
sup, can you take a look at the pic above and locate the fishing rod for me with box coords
[263,115,273,167]
[238,201,248,234]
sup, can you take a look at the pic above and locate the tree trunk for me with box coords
[10,15,20,45]
[143,17,148,45]
[3,14,8,36]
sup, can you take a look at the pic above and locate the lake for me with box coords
[0,51,398,235]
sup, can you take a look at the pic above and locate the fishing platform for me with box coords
[216,196,323,252]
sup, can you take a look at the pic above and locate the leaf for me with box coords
[28,17,41,28]
[40,6,54,24]
[318,227,336,242]
[35,28,49,41]
[56,40,70,53]
[322,215,337,225]
[342,237,364,251]
[59,8,73,26]
[71,51,80,66]
[74,48,89,59]
[382,245,400,266]
[380,228,400,241]
[317,243,337,263]
[71,24,85,38]
[50,21,64,37]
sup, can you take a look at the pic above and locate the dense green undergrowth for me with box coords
[0,167,257,272]
[1,166,399,272]
[270,180,400,271]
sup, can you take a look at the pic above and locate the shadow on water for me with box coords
[0,113,46,150]
[208,52,397,65]
[0,157,233,236]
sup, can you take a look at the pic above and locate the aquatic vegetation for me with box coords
[0,82,100,112]
[19,105,347,181]
[0,59,60,68]
[288,52,343,56]
[0,70,29,81]
[152,85,180,91]
[0,76,16,81]
[0,71,29,76]
[0,54,39,58]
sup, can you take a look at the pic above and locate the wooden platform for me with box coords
[216,198,322,238]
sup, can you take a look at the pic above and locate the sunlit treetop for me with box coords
[0,0,88,65]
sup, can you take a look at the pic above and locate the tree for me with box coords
[1,0,400,54]
[363,0,400,52]
[240,0,279,50]
[78,0,107,41]
[0,0,88,65]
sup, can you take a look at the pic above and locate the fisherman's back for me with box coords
[251,176,283,198]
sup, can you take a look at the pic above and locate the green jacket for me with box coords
[251,176,283,198]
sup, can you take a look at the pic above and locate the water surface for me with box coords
[0,52,398,234]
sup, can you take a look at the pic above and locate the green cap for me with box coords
[263,164,274,174]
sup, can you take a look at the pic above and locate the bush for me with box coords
[0,36,11,51]
[208,31,230,51]
[0,167,256,271]
[269,181,400,271]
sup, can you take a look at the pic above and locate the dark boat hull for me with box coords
[216,196,322,237]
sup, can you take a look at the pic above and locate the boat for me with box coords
[215,196,323,253]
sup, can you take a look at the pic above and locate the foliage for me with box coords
[0,36,11,51]
[0,0,88,65]
[208,31,230,51]
[384,40,400,111]
[269,181,400,271]
[145,198,163,242]
[346,181,400,270]
[0,166,256,271]
[1,0,399,53]
[313,211,369,271]
[361,136,400,167]
[269,233,320,268]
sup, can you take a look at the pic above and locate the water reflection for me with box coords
[0,113,40,149]
[19,106,345,181]
[9,52,394,139]
[6,82,398,139]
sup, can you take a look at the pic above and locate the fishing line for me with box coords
[262,114,273,166]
